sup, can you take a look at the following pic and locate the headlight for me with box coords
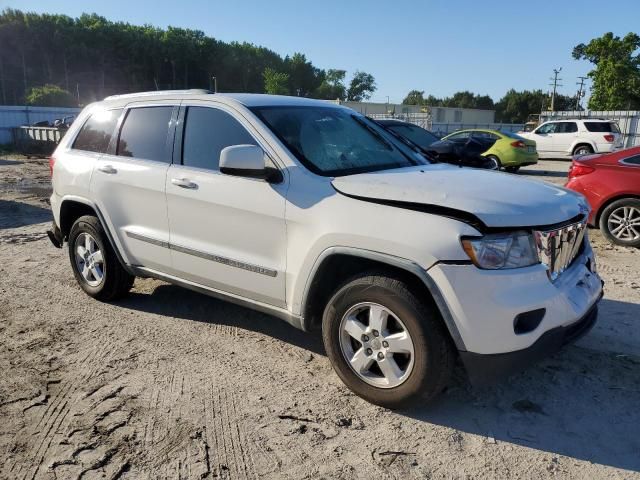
[461,231,539,269]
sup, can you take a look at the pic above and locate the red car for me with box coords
[566,146,640,247]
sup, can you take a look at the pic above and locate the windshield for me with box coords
[251,106,424,176]
[385,123,439,149]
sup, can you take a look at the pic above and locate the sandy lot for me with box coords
[1,155,639,479]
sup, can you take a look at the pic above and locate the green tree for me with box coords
[285,53,321,96]
[402,90,426,105]
[25,84,77,106]
[573,32,640,110]
[263,68,289,95]
[495,89,543,123]
[315,69,346,100]
[347,71,376,101]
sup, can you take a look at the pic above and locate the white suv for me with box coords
[48,91,603,407]
[519,119,623,158]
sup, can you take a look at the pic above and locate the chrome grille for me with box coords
[534,220,587,281]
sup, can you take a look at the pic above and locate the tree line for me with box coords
[402,31,640,122]
[0,9,377,106]
[402,89,576,123]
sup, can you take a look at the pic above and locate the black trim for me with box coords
[460,300,600,386]
[47,222,63,248]
[220,166,283,183]
[124,230,278,277]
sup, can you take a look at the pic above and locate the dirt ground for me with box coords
[1,154,639,479]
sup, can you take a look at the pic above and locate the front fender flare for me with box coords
[299,246,467,350]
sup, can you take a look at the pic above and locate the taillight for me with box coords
[510,140,526,149]
[604,134,615,142]
[568,162,595,178]
[49,156,55,176]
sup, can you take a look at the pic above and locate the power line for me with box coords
[549,68,563,112]
[576,76,588,110]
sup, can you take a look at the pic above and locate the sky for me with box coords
[2,0,640,104]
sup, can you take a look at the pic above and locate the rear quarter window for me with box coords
[584,122,619,133]
[72,109,122,153]
[621,154,640,165]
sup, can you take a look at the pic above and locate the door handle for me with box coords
[98,165,117,174]
[171,178,198,189]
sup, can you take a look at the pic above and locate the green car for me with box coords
[442,129,538,172]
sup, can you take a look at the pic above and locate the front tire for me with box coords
[599,198,640,247]
[68,215,135,300]
[322,272,454,408]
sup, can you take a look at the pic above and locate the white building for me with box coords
[330,100,495,124]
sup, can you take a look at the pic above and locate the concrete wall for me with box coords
[429,106,495,124]
[331,100,495,124]
[0,106,81,144]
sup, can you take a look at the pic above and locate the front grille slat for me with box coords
[534,219,587,282]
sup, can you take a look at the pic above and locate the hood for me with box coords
[332,165,586,229]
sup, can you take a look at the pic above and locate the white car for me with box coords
[47,91,603,407]
[519,119,623,158]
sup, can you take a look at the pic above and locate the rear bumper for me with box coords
[460,299,600,385]
[506,150,538,166]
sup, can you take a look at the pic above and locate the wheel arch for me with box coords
[300,247,466,350]
[594,193,640,226]
[58,196,133,273]
[572,142,595,155]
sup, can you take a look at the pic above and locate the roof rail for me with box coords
[104,89,213,101]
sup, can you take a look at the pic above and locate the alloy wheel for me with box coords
[338,302,415,389]
[608,206,640,241]
[74,232,105,287]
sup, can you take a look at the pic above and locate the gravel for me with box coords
[1,154,639,479]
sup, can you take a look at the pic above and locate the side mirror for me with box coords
[219,144,281,182]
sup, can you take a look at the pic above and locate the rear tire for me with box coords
[322,272,454,408]
[485,155,501,170]
[68,215,135,300]
[599,198,640,248]
[573,144,593,156]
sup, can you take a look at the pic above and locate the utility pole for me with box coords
[549,68,563,112]
[576,76,587,110]
[210,76,217,93]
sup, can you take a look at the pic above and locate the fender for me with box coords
[58,195,136,275]
[299,246,467,350]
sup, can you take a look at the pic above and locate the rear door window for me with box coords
[117,106,173,162]
[181,106,257,170]
[556,122,578,133]
[72,109,122,153]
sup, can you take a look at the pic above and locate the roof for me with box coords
[100,90,343,110]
